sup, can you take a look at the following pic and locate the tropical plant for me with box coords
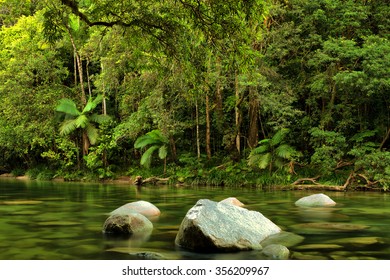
[248,128,300,173]
[55,95,111,156]
[134,130,169,174]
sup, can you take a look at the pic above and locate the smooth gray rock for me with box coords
[295,193,336,207]
[175,199,281,252]
[262,244,290,260]
[102,213,153,236]
[110,200,161,218]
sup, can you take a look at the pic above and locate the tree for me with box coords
[248,128,300,173]
[55,94,111,157]
[134,130,169,174]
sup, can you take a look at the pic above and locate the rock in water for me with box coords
[175,199,281,252]
[103,213,153,236]
[295,193,336,207]
[261,244,290,260]
[219,197,244,207]
[110,200,161,218]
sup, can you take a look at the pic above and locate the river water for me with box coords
[0,178,389,260]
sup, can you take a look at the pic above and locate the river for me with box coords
[0,178,389,260]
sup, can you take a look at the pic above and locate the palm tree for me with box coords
[55,95,111,156]
[134,130,169,174]
[248,128,300,173]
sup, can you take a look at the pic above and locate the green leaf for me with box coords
[158,145,168,160]
[275,144,296,159]
[82,95,103,114]
[75,114,89,128]
[134,135,159,149]
[140,145,159,168]
[270,128,289,147]
[56,98,80,116]
[257,153,272,169]
[86,124,98,145]
[59,119,77,136]
[89,113,111,124]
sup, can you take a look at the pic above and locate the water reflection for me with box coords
[0,178,390,260]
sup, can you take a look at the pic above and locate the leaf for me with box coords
[75,114,89,128]
[140,145,159,168]
[147,129,169,143]
[59,119,77,136]
[82,95,103,114]
[257,153,272,169]
[275,144,296,159]
[56,98,80,116]
[158,145,168,160]
[134,135,159,149]
[86,124,98,145]
[270,128,290,147]
[89,113,111,124]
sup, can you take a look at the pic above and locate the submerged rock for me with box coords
[261,231,305,248]
[102,213,153,236]
[295,193,336,207]
[175,199,281,252]
[261,244,290,260]
[110,200,161,219]
[290,222,369,234]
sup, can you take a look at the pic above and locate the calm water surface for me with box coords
[0,178,389,260]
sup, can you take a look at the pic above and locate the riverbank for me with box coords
[0,172,385,192]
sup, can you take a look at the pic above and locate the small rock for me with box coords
[295,193,336,207]
[262,244,290,260]
[261,231,305,248]
[219,197,244,207]
[110,200,161,218]
[102,213,153,236]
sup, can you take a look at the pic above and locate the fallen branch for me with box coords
[287,184,346,191]
[356,173,379,187]
[134,176,170,186]
[292,176,320,185]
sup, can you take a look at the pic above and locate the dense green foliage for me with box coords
[0,0,389,189]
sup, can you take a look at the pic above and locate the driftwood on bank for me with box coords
[134,176,170,186]
[287,184,346,191]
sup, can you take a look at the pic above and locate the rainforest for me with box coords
[0,0,389,190]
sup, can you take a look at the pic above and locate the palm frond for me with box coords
[134,135,159,149]
[147,129,169,144]
[89,113,111,124]
[75,114,89,128]
[59,119,77,136]
[158,145,168,160]
[257,153,272,169]
[82,94,103,114]
[56,98,80,116]
[270,128,290,146]
[140,145,159,168]
[249,143,269,155]
[86,124,98,145]
[275,144,297,159]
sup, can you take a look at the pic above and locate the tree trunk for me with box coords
[196,100,201,160]
[205,92,212,160]
[66,26,86,105]
[380,127,390,150]
[235,70,241,155]
[248,86,259,149]
[215,56,223,132]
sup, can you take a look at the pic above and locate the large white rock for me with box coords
[295,193,336,207]
[175,199,281,252]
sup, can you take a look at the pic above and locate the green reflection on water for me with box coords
[0,178,390,260]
